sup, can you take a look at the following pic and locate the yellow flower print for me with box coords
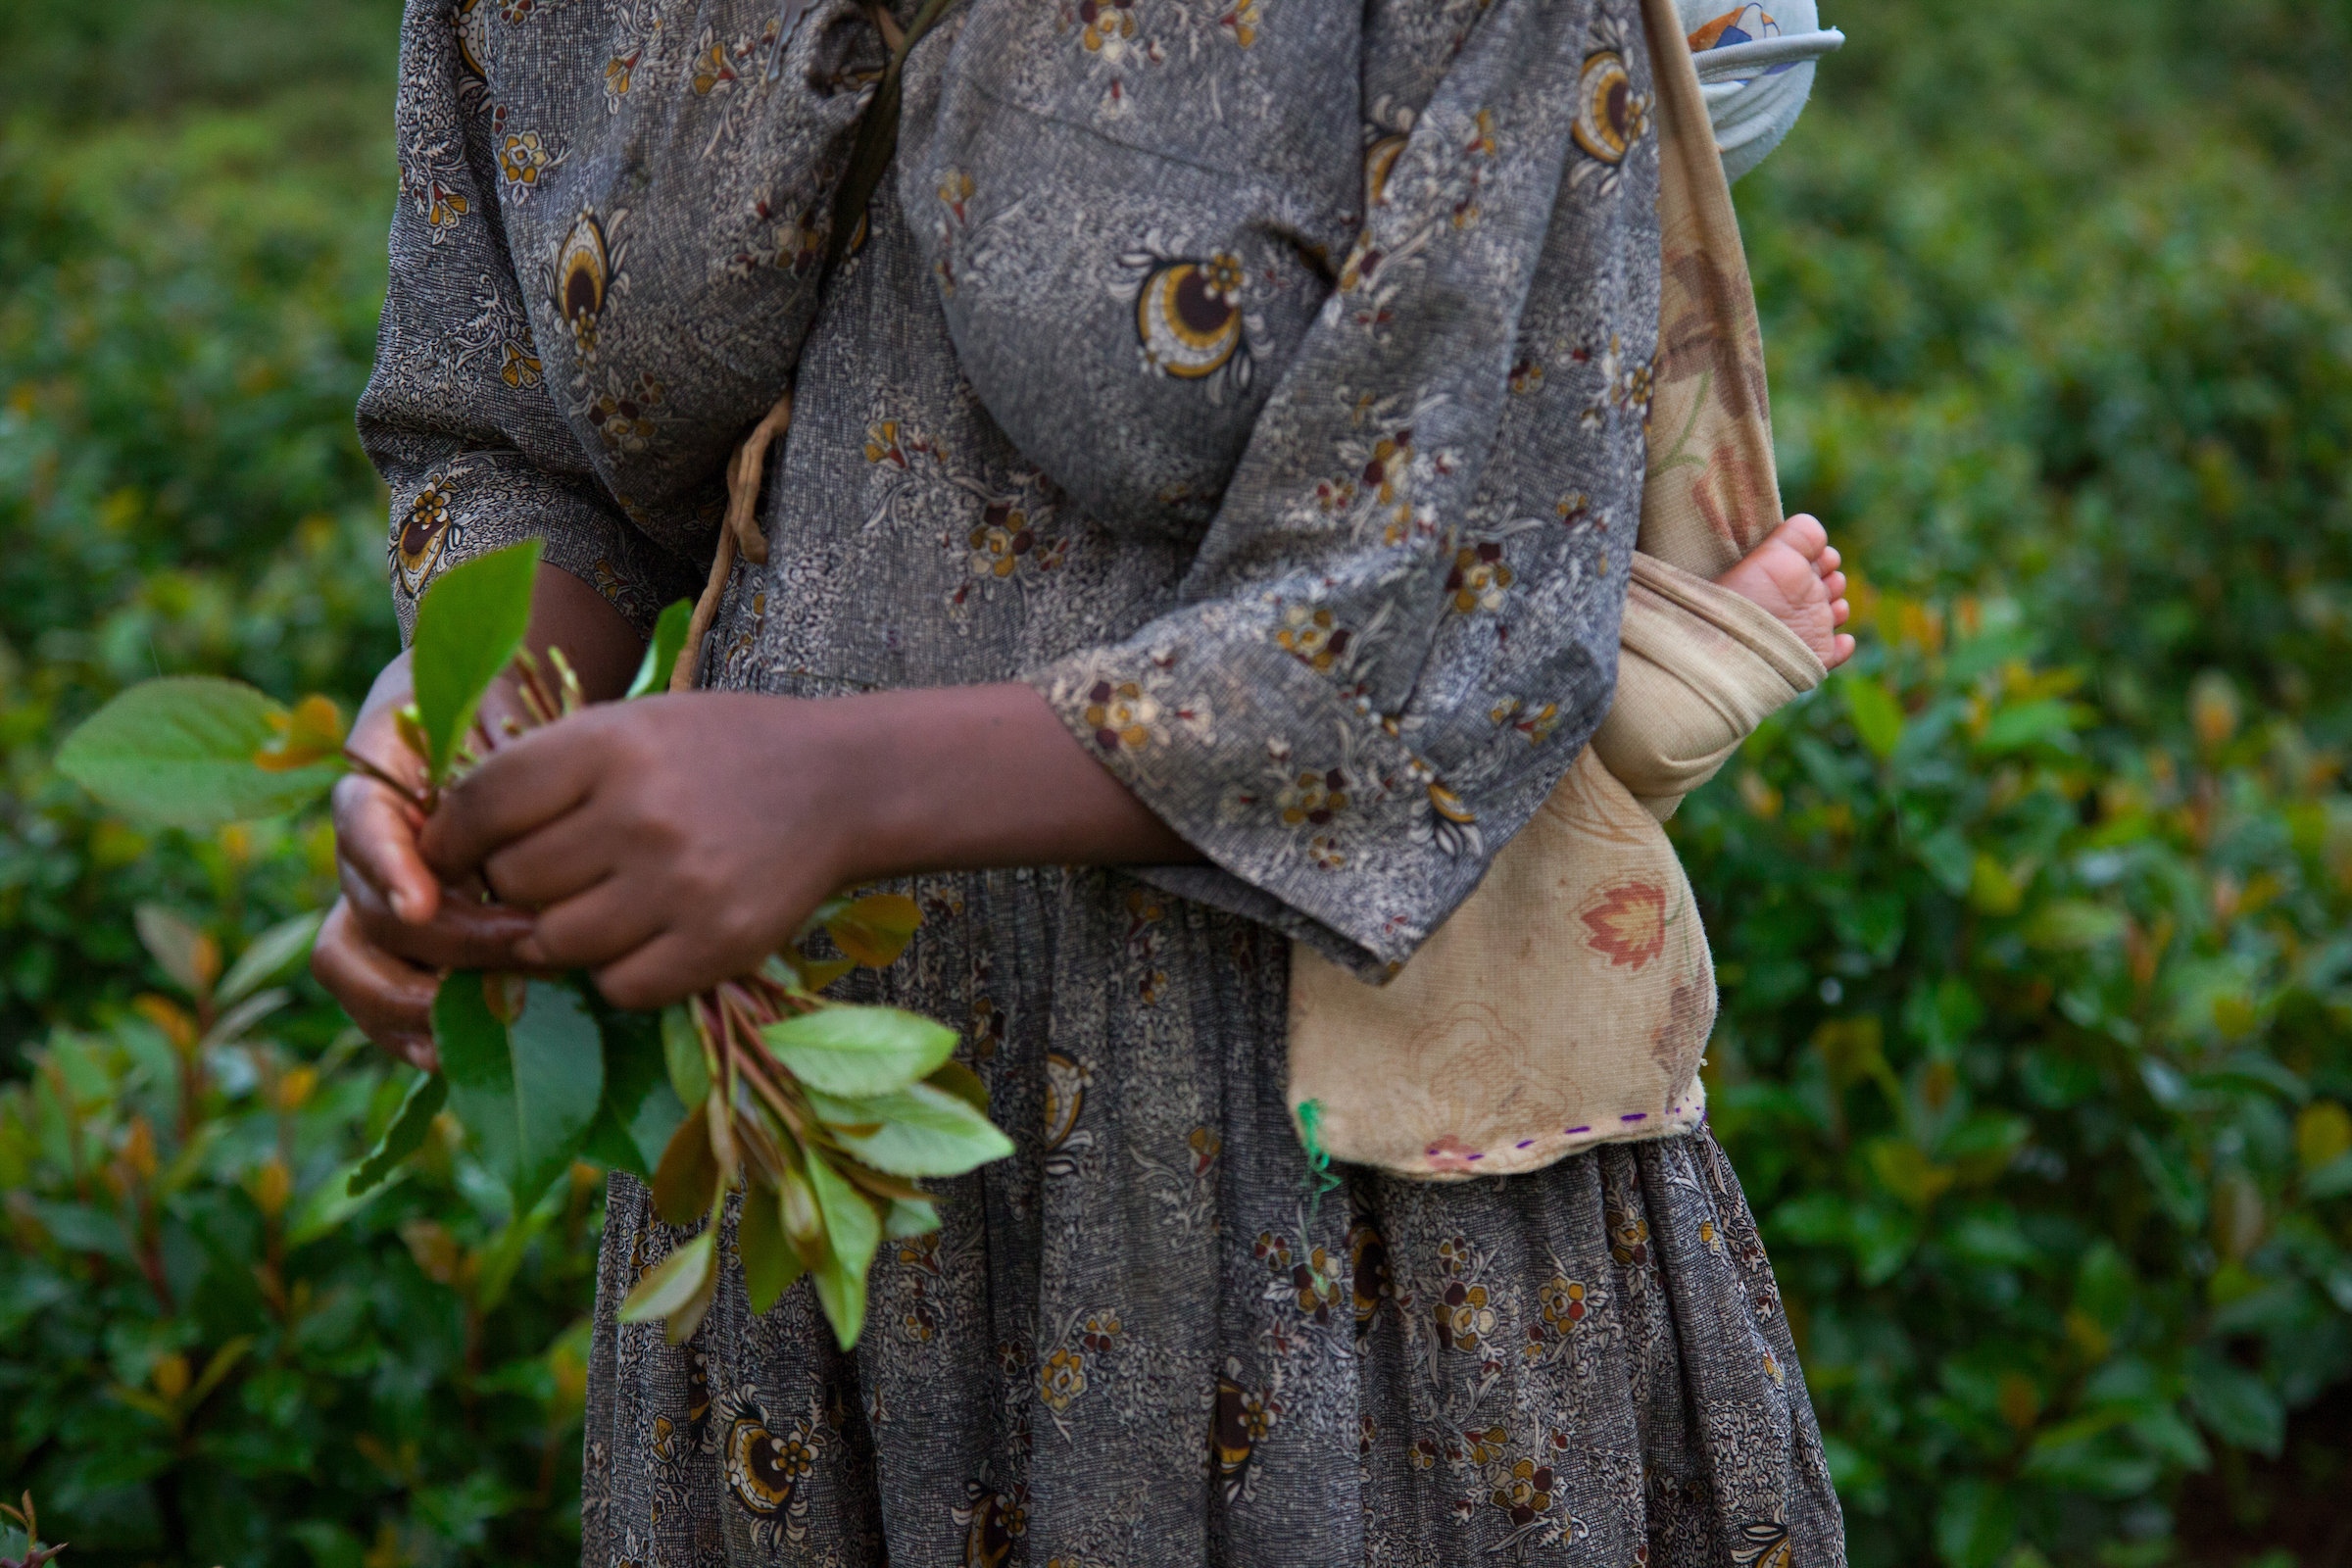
[1039,1347,1087,1412]
[1276,768,1349,828]
[1539,1275,1590,1331]
[1309,836,1346,869]
[692,40,737,94]
[1486,1455,1560,1531]
[1274,605,1352,672]
[1438,1278,1494,1351]
[499,341,542,388]
[938,170,975,220]
[1446,541,1514,612]
[1077,0,1136,52]
[1464,1425,1509,1465]
[499,130,554,190]
[422,179,470,232]
[1219,0,1259,47]
[586,374,663,455]
[1509,356,1544,395]
[966,503,1063,579]
[1081,680,1159,754]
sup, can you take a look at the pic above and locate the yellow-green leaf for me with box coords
[761,1005,958,1098]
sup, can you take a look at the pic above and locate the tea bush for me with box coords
[3,0,2350,1562]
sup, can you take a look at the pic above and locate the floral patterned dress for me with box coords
[357,0,1845,1559]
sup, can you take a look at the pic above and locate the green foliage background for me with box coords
[1,0,2348,1562]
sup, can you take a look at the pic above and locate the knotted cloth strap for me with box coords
[669,0,962,693]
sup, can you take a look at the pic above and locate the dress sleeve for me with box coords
[1024,0,1661,977]
[356,0,688,640]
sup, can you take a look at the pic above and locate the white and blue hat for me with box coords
[1676,1,1844,180]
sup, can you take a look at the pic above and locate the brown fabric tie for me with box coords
[670,388,793,693]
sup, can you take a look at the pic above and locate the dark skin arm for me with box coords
[312,564,1198,1059]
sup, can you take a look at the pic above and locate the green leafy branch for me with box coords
[55,541,1010,1348]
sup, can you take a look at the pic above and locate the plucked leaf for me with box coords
[217,910,325,1006]
[804,1081,1015,1177]
[779,1160,826,1266]
[409,538,542,782]
[662,1004,711,1106]
[618,1231,717,1341]
[348,1073,448,1197]
[805,1152,882,1279]
[736,1179,805,1315]
[581,1002,686,1180]
[824,893,923,968]
[652,1098,721,1227]
[433,972,605,1210]
[923,1060,989,1113]
[625,599,695,699]
[884,1198,941,1239]
[805,1152,883,1348]
[58,677,343,828]
[760,1005,958,1098]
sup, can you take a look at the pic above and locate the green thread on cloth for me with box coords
[1296,1099,1345,1220]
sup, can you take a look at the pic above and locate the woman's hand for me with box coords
[310,565,647,1066]
[420,682,1199,1012]
[308,652,537,1069]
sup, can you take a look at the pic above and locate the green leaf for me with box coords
[2185,1348,2284,1455]
[737,1179,805,1315]
[409,538,542,782]
[805,1153,882,1348]
[652,1098,721,1227]
[1841,673,1905,760]
[760,1005,959,1098]
[806,1152,882,1281]
[218,909,325,1006]
[1976,698,2082,756]
[57,676,344,828]
[293,1157,406,1245]
[625,599,695,699]
[581,1002,685,1180]
[923,1060,989,1113]
[618,1231,716,1324]
[433,972,605,1210]
[2024,900,2128,951]
[662,1004,711,1106]
[884,1197,941,1239]
[348,1072,448,1198]
[804,1080,1015,1177]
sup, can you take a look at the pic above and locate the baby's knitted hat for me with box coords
[1675,1,1844,181]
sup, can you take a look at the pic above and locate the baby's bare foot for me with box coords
[1713,514,1854,669]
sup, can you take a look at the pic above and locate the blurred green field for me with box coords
[2,0,2349,1563]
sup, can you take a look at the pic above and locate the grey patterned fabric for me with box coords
[357,0,1843,1560]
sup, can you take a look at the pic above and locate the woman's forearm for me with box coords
[808,683,1202,883]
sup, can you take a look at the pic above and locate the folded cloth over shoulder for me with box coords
[1285,0,1832,1180]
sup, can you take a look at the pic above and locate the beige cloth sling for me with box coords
[1284,0,1826,1179]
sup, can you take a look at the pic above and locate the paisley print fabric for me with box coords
[356,0,1844,1560]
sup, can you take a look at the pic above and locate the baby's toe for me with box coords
[1780,514,1829,559]
[1817,544,1839,577]
[1824,569,1846,600]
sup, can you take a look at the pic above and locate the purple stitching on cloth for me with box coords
[1566,1126,1592,1135]
[1621,1112,1647,1121]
